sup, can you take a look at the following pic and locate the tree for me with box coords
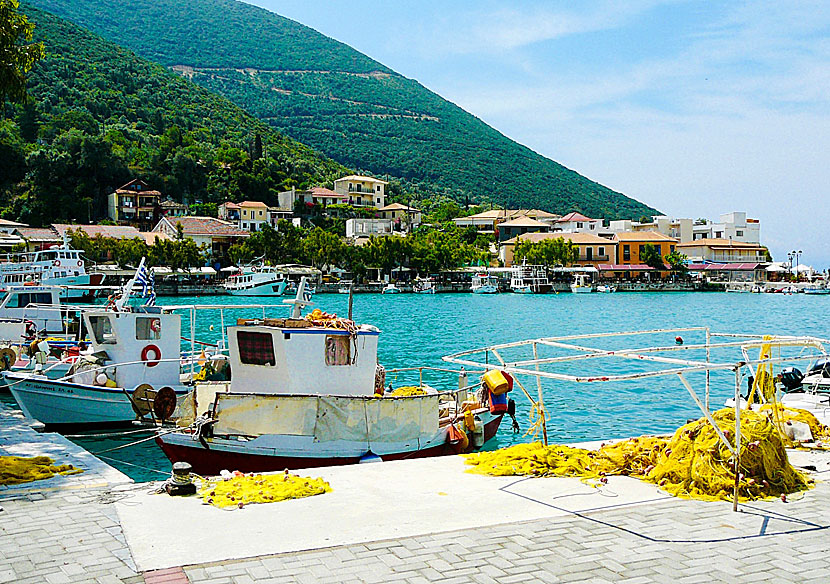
[189,202,218,217]
[640,244,666,271]
[664,250,688,274]
[303,227,343,270]
[0,0,44,103]
[514,236,578,267]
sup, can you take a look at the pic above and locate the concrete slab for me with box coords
[116,454,674,572]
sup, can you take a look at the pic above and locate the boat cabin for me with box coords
[0,285,64,337]
[82,307,181,389]
[226,320,380,396]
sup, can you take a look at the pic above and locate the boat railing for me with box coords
[47,353,224,385]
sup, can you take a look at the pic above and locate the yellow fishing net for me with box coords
[199,471,331,509]
[0,455,83,485]
[387,386,427,397]
[466,408,816,502]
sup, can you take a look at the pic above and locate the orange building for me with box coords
[499,232,616,267]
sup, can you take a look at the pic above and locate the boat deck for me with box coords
[3,401,830,583]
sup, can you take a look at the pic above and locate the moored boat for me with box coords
[471,273,499,294]
[0,241,104,301]
[570,273,594,293]
[156,282,507,474]
[381,283,402,294]
[413,278,436,294]
[510,262,551,294]
[223,263,289,297]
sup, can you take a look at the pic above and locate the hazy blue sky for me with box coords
[248,1,830,267]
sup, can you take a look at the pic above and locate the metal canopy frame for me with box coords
[443,327,829,511]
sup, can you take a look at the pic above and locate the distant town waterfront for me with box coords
[29,290,830,483]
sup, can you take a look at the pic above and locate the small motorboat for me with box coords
[381,283,402,294]
[471,274,499,294]
[596,284,616,293]
[413,279,436,294]
[570,274,594,293]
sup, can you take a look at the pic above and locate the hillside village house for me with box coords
[497,217,550,242]
[152,216,249,260]
[550,212,604,234]
[333,175,387,207]
[453,209,560,233]
[346,218,395,238]
[499,232,616,267]
[159,199,188,218]
[237,201,269,231]
[376,203,422,228]
[107,179,161,231]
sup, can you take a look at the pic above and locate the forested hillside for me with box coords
[28,0,659,220]
[0,6,347,226]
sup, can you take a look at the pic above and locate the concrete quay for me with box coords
[2,401,830,583]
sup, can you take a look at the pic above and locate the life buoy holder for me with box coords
[141,344,161,367]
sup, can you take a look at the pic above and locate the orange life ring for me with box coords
[141,344,161,367]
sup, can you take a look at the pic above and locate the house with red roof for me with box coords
[152,216,249,259]
[551,212,604,234]
[107,179,163,231]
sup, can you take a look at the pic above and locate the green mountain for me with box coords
[0,5,347,225]
[27,0,658,220]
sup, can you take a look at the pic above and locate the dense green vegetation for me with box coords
[0,6,348,226]
[0,0,44,102]
[29,0,659,221]
[67,227,205,271]
[513,237,579,267]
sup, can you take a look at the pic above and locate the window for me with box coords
[736,230,743,237]
[623,245,631,262]
[237,331,275,366]
[15,292,52,308]
[89,315,117,344]
[325,335,351,366]
[598,246,605,257]
[376,185,381,192]
[586,247,593,260]
[577,222,583,228]
[136,317,161,341]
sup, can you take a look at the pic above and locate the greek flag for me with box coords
[135,264,156,306]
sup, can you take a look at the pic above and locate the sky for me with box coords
[247,1,830,267]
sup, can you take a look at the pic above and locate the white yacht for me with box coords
[0,242,103,301]
[223,264,289,297]
[471,273,499,294]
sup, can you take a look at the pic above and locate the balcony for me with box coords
[579,255,609,262]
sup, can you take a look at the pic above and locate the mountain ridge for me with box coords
[26,0,659,220]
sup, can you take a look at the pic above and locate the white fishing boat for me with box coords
[0,240,104,301]
[223,264,289,297]
[510,263,551,294]
[471,273,499,294]
[596,284,616,293]
[381,283,402,294]
[156,280,508,474]
[413,278,436,294]
[570,273,594,293]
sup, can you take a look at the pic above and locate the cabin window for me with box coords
[237,331,275,366]
[325,335,351,366]
[89,315,117,344]
[136,317,162,341]
[15,292,52,307]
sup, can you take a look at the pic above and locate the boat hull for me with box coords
[225,280,287,297]
[570,285,593,294]
[157,413,504,475]
[472,286,498,294]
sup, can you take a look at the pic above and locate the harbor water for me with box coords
[5,290,830,482]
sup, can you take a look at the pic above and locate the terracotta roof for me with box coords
[613,231,678,243]
[504,232,609,245]
[0,218,28,227]
[115,189,161,196]
[157,216,249,237]
[310,187,342,198]
[14,227,60,241]
[160,199,188,210]
[139,231,172,245]
[54,224,144,240]
[378,203,419,212]
[498,217,550,228]
[557,212,596,223]
[335,175,388,184]
[221,202,241,209]
[526,209,560,219]
[676,238,764,249]
[238,200,269,208]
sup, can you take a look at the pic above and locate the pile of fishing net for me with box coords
[199,470,331,509]
[0,455,83,485]
[386,386,427,397]
[466,408,816,502]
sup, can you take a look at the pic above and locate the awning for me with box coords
[702,263,760,271]
[598,264,655,271]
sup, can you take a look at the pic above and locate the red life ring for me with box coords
[77,260,83,267]
[149,319,161,333]
[141,344,161,367]
[52,260,60,266]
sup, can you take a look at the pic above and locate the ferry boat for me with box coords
[0,242,104,301]
[413,278,436,294]
[510,263,551,294]
[570,273,594,294]
[223,264,289,297]
[471,273,499,294]
[156,280,507,474]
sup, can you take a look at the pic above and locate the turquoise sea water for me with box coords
[7,291,830,482]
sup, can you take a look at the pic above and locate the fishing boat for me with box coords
[381,283,402,294]
[223,263,289,297]
[413,278,436,294]
[156,280,508,474]
[596,284,617,293]
[570,273,594,293]
[337,281,353,294]
[803,285,830,295]
[471,273,499,294]
[510,263,551,294]
[0,241,104,301]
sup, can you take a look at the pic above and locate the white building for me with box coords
[333,175,387,208]
[346,218,395,238]
[609,212,760,245]
[550,212,605,234]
